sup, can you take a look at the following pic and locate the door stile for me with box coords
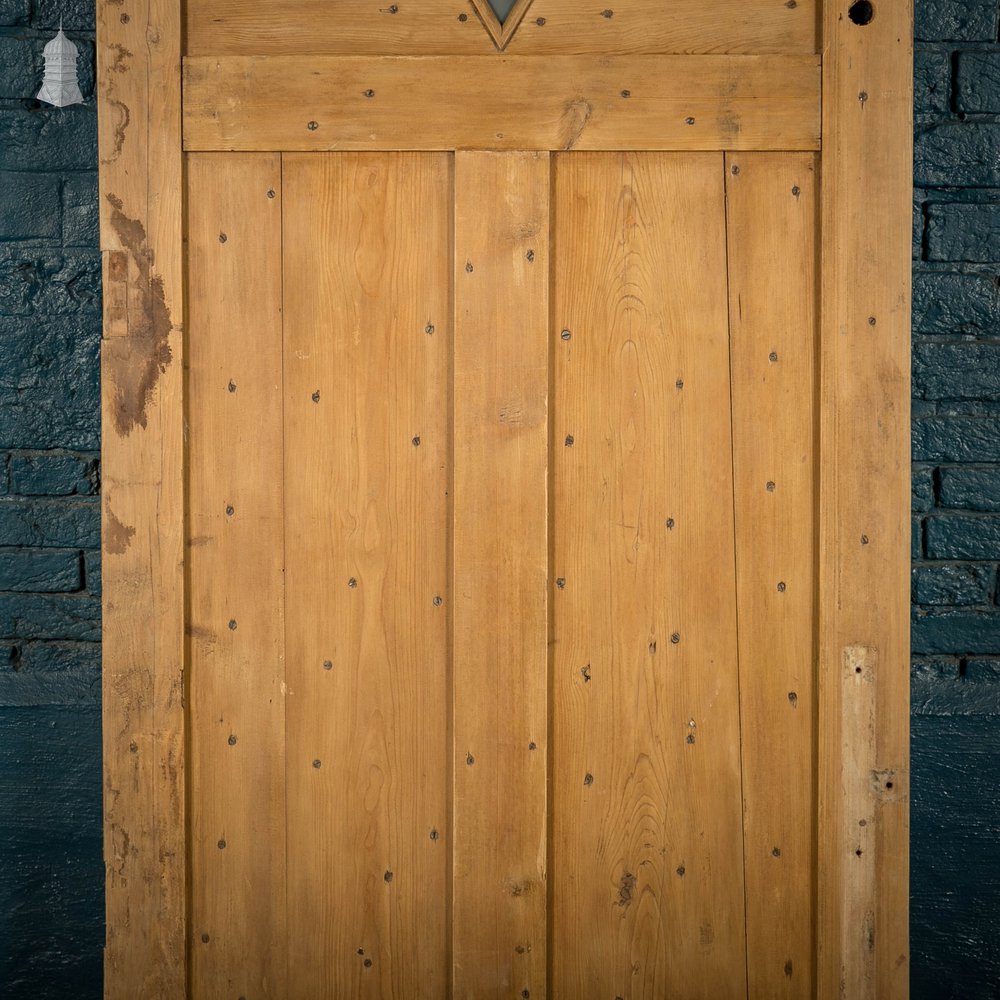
[452,150,551,997]
[817,2,912,997]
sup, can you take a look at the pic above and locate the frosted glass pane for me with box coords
[487,0,517,22]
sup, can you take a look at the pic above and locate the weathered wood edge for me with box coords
[97,0,187,995]
[817,1,912,997]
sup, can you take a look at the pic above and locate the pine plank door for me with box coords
[98,1,912,997]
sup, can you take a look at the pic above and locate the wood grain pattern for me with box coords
[185,0,816,56]
[97,0,186,996]
[282,152,451,999]
[182,55,821,153]
[452,151,549,996]
[817,1,913,997]
[725,150,818,999]
[550,152,747,998]
[186,153,286,1000]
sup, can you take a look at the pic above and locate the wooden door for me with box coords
[97,1,913,998]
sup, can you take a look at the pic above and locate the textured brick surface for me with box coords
[0,8,102,997]
[957,51,1000,113]
[915,0,1000,40]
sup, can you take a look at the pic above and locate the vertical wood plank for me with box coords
[452,150,550,997]
[725,151,818,998]
[97,0,185,995]
[550,151,747,998]
[186,153,286,1000]
[818,2,913,997]
[282,152,451,998]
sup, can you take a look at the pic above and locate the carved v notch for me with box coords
[468,0,535,51]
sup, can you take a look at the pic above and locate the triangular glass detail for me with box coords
[486,0,518,23]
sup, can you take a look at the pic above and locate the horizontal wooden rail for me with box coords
[183,55,821,152]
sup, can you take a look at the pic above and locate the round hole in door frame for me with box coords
[848,1,874,25]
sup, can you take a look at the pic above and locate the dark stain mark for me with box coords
[617,870,636,907]
[104,503,135,554]
[583,772,593,786]
[676,865,685,877]
[719,112,742,137]
[100,99,130,165]
[105,194,174,437]
[788,691,798,707]
[108,43,132,74]
[784,959,794,977]
[580,664,591,682]
[700,923,715,946]
[384,870,393,883]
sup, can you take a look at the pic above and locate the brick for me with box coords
[83,550,99,596]
[0,107,96,172]
[913,466,936,512]
[0,1,29,26]
[926,514,1000,559]
[957,52,1000,114]
[913,272,1000,337]
[914,416,1000,463]
[915,50,952,116]
[0,593,99,640]
[912,657,1000,715]
[0,549,80,592]
[0,316,100,450]
[915,125,1000,188]
[0,249,101,316]
[913,609,1000,654]
[913,197,924,260]
[914,342,1000,400]
[939,466,1000,510]
[32,0,95,31]
[913,563,994,605]
[61,173,97,247]
[914,515,925,559]
[927,202,1000,263]
[0,34,38,99]
[0,172,60,241]
[0,500,99,548]
[8,453,98,496]
[0,641,100,706]
[915,0,999,41]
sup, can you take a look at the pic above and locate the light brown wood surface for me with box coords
[452,150,550,996]
[182,55,821,153]
[725,151,818,998]
[550,152,747,998]
[185,0,816,57]
[98,0,186,995]
[281,152,451,998]
[817,1,913,997]
[186,153,287,999]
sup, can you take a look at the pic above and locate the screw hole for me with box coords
[848,0,874,25]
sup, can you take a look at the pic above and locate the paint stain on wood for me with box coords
[106,193,174,436]
[104,503,135,554]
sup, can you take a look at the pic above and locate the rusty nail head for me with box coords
[685,116,696,125]
[312,759,322,768]
[307,120,318,130]
[348,577,358,588]
[556,578,566,589]
[218,233,227,244]
[433,595,443,606]
[458,11,468,20]
[228,734,237,745]
[218,839,226,849]
[323,659,333,670]
[312,390,321,402]
[228,619,237,631]
[671,632,680,644]
[267,189,276,199]
[769,351,778,362]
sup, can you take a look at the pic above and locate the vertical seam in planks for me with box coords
[446,149,457,1000]
[545,151,557,1000]
[721,151,753,1000]
[279,150,289,1000]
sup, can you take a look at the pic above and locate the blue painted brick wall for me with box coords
[913,1,1000,995]
[2,0,1000,996]
[0,1,102,997]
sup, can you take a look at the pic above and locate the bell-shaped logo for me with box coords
[37,22,84,108]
